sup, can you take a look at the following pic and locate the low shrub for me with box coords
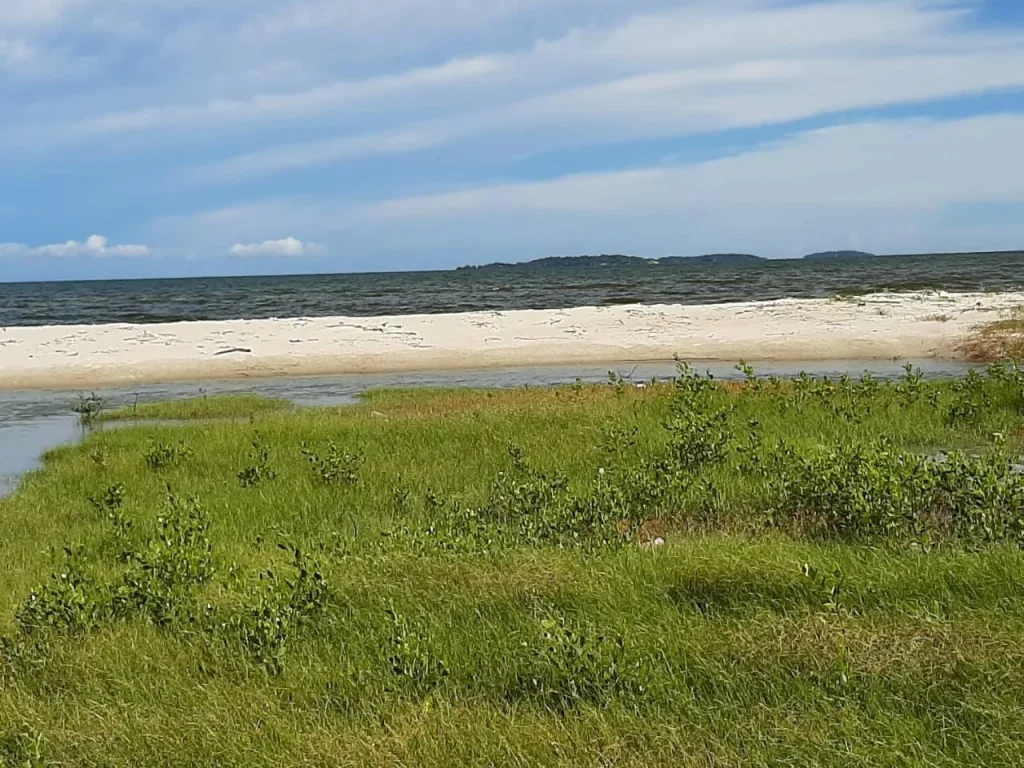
[144,440,192,470]
[301,441,364,486]
[513,615,648,712]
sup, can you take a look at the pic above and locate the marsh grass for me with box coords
[99,394,290,422]
[2,364,1024,765]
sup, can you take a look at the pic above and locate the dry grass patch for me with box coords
[963,309,1024,362]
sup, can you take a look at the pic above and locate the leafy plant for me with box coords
[388,443,654,554]
[88,482,126,514]
[662,406,733,474]
[88,483,134,558]
[929,450,1024,544]
[216,544,329,676]
[485,445,647,551]
[768,440,1024,544]
[896,362,925,404]
[0,724,45,768]
[801,563,846,616]
[735,418,765,474]
[112,492,215,627]
[515,614,647,712]
[735,361,762,393]
[607,370,627,396]
[384,602,449,694]
[800,563,858,696]
[238,433,277,487]
[15,547,108,638]
[599,424,639,461]
[587,461,666,543]
[672,361,719,403]
[144,440,192,470]
[662,363,733,475]
[945,368,993,426]
[768,441,926,539]
[389,476,413,517]
[73,393,104,424]
[301,441,363,486]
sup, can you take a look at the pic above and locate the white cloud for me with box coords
[0,0,112,78]
[64,56,501,138]
[0,0,589,99]
[175,0,1024,182]
[0,0,85,28]
[13,0,1019,149]
[237,0,567,40]
[154,113,1024,261]
[0,234,152,258]
[229,237,325,257]
[194,127,447,182]
[4,0,1024,273]
[353,114,1024,221]
[195,47,1024,182]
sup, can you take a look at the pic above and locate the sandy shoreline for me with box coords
[1,291,1020,390]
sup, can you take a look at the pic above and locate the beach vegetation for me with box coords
[98,393,289,423]
[72,392,104,424]
[144,440,192,470]
[964,308,1024,362]
[301,441,363,486]
[3,364,1024,765]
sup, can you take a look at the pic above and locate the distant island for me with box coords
[456,249,1022,271]
[803,250,877,261]
[457,254,650,271]
[456,253,766,271]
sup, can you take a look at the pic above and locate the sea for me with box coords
[1,251,1022,327]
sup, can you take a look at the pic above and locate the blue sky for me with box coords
[1,0,1024,281]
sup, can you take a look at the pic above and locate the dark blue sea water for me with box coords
[1,252,1021,327]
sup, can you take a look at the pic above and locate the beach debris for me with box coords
[640,537,666,550]
[214,347,253,356]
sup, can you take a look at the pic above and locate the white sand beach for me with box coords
[1,291,1020,390]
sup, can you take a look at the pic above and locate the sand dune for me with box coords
[0,291,1020,390]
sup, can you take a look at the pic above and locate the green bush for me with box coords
[514,615,647,712]
[301,441,363,485]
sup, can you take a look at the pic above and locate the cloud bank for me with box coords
[1,0,1023,278]
[154,112,1024,264]
[229,237,325,257]
[0,235,152,258]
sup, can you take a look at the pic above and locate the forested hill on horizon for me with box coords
[456,250,1024,271]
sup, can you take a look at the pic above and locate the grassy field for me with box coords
[2,363,1024,766]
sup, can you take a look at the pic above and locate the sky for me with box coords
[1,0,1024,282]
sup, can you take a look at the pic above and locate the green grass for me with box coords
[97,393,290,422]
[2,365,1024,766]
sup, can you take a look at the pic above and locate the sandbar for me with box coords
[0,291,1020,390]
